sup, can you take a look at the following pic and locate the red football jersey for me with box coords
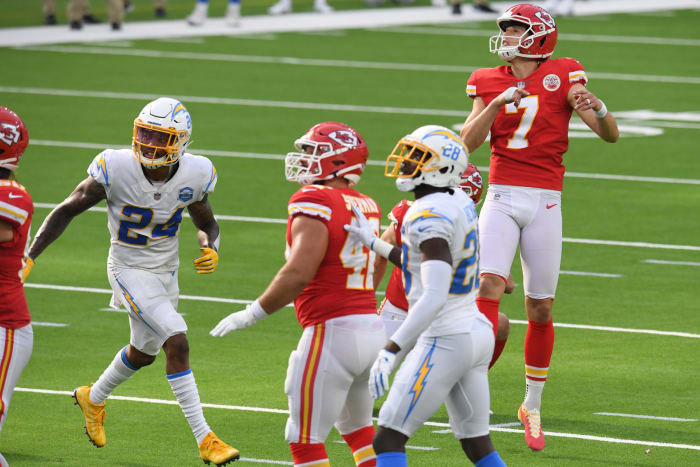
[286,185,381,328]
[466,57,587,191]
[0,179,34,328]
[384,200,412,312]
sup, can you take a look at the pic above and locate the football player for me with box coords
[0,107,33,467]
[362,164,512,369]
[350,125,506,467]
[23,98,239,466]
[210,122,384,467]
[460,3,619,451]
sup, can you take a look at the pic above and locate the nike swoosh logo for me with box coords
[8,193,22,199]
[546,203,558,209]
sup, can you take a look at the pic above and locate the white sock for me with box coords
[167,369,211,445]
[90,346,138,404]
[524,379,545,411]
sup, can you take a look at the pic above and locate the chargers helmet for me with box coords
[285,121,368,186]
[133,97,192,168]
[0,107,29,171]
[460,162,483,204]
[489,3,557,61]
[385,125,469,192]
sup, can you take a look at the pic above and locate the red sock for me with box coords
[289,442,330,467]
[524,318,554,382]
[489,338,507,369]
[475,297,499,339]
[341,425,376,466]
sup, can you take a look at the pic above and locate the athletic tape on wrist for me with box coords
[371,238,395,259]
[593,101,608,119]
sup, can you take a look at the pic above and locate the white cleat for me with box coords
[268,0,292,15]
[186,3,208,26]
[225,3,240,26]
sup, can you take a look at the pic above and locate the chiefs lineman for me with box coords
[368,163,512,369]
[0,107,33,466]
[211,122,384,467]
[460,3,619,451]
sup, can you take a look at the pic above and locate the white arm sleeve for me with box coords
[390,259,452,349]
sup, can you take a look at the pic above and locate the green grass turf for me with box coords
[1,7,700,467]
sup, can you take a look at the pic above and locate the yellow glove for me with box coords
[21,257,34,283]
[193,247,218,274]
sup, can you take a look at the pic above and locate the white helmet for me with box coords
[133,97,192,168]
[385,125,469,192]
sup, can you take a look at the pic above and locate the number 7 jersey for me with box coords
[466,57,587,191]
[88,149,217,272]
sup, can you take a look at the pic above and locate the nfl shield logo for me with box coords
[154,193,161,200]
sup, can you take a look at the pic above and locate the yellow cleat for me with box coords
[199,432,240,466]
[73,385,106,448]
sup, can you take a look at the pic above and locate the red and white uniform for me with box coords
[283,185,386,453]
[466,58,586,298]
[0,179,34,431]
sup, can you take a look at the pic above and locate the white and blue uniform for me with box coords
[88,149,217,355]
[378,188,494,439]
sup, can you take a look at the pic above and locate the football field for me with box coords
[1,3,700,466]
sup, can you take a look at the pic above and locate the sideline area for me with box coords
[1,0,698,47]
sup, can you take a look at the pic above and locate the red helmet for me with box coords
[460,163,483,204]
[0,107,29,171]
[489,3,557,61]
[285,121,369,186]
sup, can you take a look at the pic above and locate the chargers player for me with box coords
[0,107,33,467]
[460,3,619,451]
[352,125,505,466]
[362,164,512,369]
[23,98,239,466]
[211,122,385,467]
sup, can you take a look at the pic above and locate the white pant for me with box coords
[478,184,562,299]
[108,266,186,356]
[378,320,493,440]
[378,299,408,341]
[284,314,385,443]
[0,324,33,432]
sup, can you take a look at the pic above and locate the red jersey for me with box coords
[384,200,412,312]
[0,179,33,328]
[466,57,587,191]
[286,185,381,328]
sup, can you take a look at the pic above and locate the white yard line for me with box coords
[15,45,700,85]
[14,387,700,451]
[29,138,700,185]
[31,321,69,327]
[560,270,623,278]
[643,259,700,267]
[595,412,697,422]
[25,283,700,339]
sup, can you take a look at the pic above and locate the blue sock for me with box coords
[376,451,407,467]
[475,451,506,467]
[229,0,240,3]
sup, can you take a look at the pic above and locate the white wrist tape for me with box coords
[249,299,269,322]
[211,233,220,252]
[370,237,395,259]
[593,101,608,119]
[503,87,518,103]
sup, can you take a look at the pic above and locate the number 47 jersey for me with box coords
[401,188,483,337]
[88,149,217,272]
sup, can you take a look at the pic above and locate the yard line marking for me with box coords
[157,37,205,44]
[31,321,69,327]
[239,458,292,465]
[595,412,697,422]
[229,34,279,40]
[643,259,700,267]
[560,270,623,278]
[27,139,700,186]
[14,387,700,451]
[25,283,700,338]
[377,26,700,47]
[27,202,700,251]
[333,440,438,451]
[509,319,700,339]
[14,45,700,85]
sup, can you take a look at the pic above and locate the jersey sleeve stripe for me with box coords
[466,84,477,97]
[288,202,332,221]
[204,166,217,193]
[0,201,28,225]
[569,70,588,84]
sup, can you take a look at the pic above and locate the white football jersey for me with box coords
[88,149,217,272]
[400,188,481,337]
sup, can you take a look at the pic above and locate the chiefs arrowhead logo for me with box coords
[0,123,20,146]
[328,130,358,149]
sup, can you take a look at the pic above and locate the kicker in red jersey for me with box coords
[287,184,381,328]
[466,57,587,191]
[0,179,33,328]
